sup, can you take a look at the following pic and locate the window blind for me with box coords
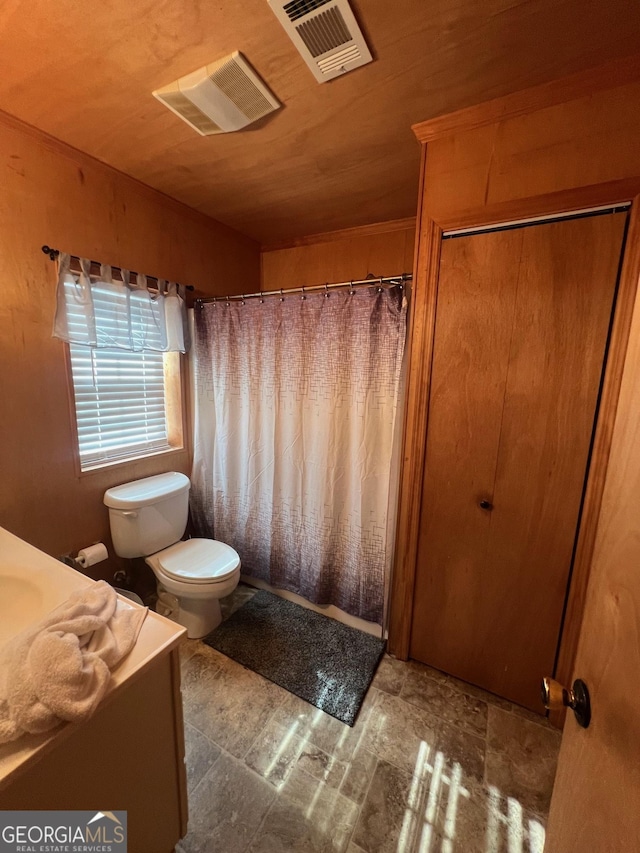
[66,280,172,469]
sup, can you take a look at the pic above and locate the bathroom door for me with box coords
[544,227,640,849]
[409,210,628,711]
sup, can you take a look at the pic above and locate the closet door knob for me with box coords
[479,500,493,511]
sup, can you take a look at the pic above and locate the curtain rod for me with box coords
[195,273,413,305]
[41,245,195,291]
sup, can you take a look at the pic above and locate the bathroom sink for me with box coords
[0,529,93,649]
[0,571,44,646]
[0,525,185,796]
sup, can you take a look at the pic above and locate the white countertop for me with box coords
[0,527,186,790]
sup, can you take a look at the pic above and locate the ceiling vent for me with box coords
[153,52,281,136]
[268,0,372,83]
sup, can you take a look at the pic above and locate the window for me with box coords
[65,280,183,471]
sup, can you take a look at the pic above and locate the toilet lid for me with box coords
[156,538,240,583]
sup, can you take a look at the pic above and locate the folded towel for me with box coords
[0,580,147,744]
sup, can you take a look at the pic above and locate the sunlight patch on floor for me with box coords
[265,719,300,784]
[399,739,471,851]
[395,743,546,852]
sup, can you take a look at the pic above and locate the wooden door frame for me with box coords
[388,179,640,710]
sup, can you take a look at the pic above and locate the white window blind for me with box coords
[66,280,173,470]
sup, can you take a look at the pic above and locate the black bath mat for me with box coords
[203,590,385,726]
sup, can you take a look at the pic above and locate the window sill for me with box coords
[77,444,186,478]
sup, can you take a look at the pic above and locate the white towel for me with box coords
[0,580,147,744]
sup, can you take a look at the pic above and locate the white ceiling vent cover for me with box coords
[268,0,372,83]
[153,52,281,135]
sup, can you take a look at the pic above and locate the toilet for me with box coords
[104,472,240,638]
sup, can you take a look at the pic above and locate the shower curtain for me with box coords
[190,285,407,625]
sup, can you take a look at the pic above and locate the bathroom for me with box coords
[1,1,640,851]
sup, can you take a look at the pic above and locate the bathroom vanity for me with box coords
[0,528,188,853]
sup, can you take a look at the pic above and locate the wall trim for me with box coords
[261,217,417,252]
[412,53,640,143]
[388,148,440,661]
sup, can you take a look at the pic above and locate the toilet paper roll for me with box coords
[76,542,108,568]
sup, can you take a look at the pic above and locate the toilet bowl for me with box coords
[103,472,241,638]
[145,537,241,637]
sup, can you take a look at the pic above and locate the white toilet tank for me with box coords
[104,472,191,558]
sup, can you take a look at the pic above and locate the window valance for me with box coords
[53,253,190,353]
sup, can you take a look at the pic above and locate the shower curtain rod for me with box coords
[195,273,413,305]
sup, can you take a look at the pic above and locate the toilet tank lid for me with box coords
[104,472,190,509]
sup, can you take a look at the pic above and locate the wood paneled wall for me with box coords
[260,219,416,292]
[0,111,260,581]
[390,63,640,709]
[419,77,640,228]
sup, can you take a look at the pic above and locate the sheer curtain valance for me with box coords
[53,253,190,352]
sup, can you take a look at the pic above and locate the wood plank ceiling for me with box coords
[0,0,637,243]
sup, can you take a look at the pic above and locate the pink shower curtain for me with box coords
[190,285,407,624]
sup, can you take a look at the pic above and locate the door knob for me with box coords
[541,676,591,728]
[479,500,493,510]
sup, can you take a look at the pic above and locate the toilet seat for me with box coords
[154,538,240,584]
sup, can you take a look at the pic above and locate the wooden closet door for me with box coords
[410,211,627,711]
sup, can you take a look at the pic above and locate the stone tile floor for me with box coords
[176,584,561,853]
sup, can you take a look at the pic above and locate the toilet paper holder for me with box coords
[75,542,109,568]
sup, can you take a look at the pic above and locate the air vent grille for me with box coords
[269,0,372,83]
[154,90,222,135]
[283,0,331,23]
[209,59,275,122]
[317,44,361,74]
[296,7,352,58]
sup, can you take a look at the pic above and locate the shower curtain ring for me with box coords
[349,280,355,295]
[280,288,285,302]
[324,282,330,298]
[301,286,306,300]
[226,295,230,308]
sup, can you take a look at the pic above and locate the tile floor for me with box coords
[176,585,561,853]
